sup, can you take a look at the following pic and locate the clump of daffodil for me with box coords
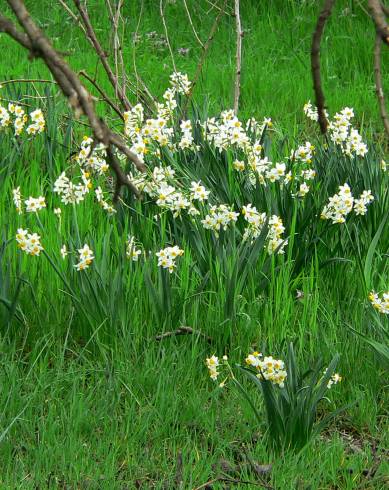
[15,228,43,256]
[205,355,229,387]
[156,245,184,273]
[75,244,94,271]
[0,102,45,136]
[369,291,389,315]
[321,183,374,224]
[245,351,287,387]
[126,235,142,261]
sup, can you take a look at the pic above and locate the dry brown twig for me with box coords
[205,0,232,16]
[105,0,126,104]
[233,0,242,114]
[311,0,335,134]
[160,0,177,72]
[184,0,228,111]
[1,0,146,200]
[183,0,204,48]
[78,70,123,119]
[72,0,132,110]
[57,0,86,33]
[155,326,212,343]
[0,78,57,86]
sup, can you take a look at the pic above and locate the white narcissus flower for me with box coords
[15,228,43,256]
[60,245,68,260]
[12,187,23,214]
[25,196,46,213]
[75,244,94,271]
[246,352,287,388]
[156,245,184,273]
[369,291,389,315]
[126,236,142,261]
[190,181,210,202]
[206,355,219,381]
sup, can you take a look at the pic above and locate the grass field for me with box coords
[1,0,389,488]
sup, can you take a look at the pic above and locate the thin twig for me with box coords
[311,0,335,134]
[194,476,265,490]
[205,0,232,16]
[79,70,123,119]
[129,0,155,113]
[233,0,242,114]
[183,0,204,48]
[373,34,389,138]
[174,451,184,488]
[155,326,212,342]
[106,0,126,104]
[73,0,132,110]
[185,0,228,109]
[0,78,57,86]
[57,0,86,33]
[115,0,127,105]
[160,0,177,72]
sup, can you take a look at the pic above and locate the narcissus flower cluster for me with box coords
[25,196,46,213]
[304,102,368,158]
[54,170,92,205]
[321,183,374,223]
[75,244,94,271]
[206,355,220,381]
[126,235,142,261]
[245,352,287,387]
[0,101,45,135]
[369,291,389,315]
[201,204,239,233]
[326,372,342,389]
[76,136,109,175]
[16,229,43,256]
[156,245,184,273]
[12,187,22,215]
[242,205,287,254]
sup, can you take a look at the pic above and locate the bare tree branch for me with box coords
[381,3,389,16]
[233,0,242,115]
[311,0,335,134]
[0,13,32,49]
[369,0,389,44]
[373,34,389,137]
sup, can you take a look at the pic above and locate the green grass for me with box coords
[1,0,389,140]
[1,0,389,488]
